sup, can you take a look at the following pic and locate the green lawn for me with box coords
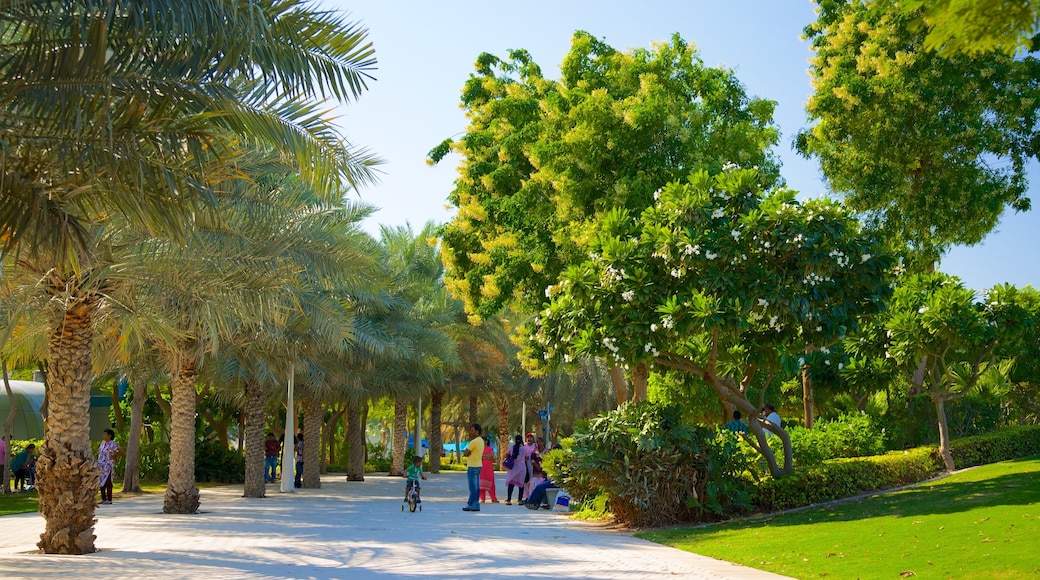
[639,456,1040,579]
[0,480,224,517]
[0,491,38,516]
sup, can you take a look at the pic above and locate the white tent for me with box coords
[0,379,113,440]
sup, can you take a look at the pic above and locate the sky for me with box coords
[326,0,1039,292]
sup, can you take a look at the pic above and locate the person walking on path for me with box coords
[264,432,280,483]
[503,434,530,505]
[479,435,498,503]
[294,433,304,488]
[97,430,123,504]
[462,423,484,511]
[521,432,538,503]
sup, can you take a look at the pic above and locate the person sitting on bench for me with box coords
[524,475,556,510]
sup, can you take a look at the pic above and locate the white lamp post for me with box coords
[280,362,295,493]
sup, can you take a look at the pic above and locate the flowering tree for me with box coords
[431,32,779,403]
[524,167,893,476]
[887,275,1034,470]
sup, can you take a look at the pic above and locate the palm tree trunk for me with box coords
[429,390,444,474]
[322,406,344,474]
[390,397,407,476]
[468,393,478,425]
[164,356,200,514]
[36,299,100,554]
[122,377,148,493]
[346,398,365,481]
[496,393,510,463]
[302,395,322,488]
[110,379,125,432]
[242,378,267,498]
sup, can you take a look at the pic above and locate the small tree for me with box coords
[525,167,893,476]
[887,275,1034,470]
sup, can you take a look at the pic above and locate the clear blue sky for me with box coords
[327,0,1039,291]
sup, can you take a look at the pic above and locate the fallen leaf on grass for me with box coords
[981,538,994,543]
[938,526,944,530]
[913,520,922,524]
[899,571,916,577]
[975,517,990,524]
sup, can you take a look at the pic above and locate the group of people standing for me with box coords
[263,431,305,488]
[460,424,550,512]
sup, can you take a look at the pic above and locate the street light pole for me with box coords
[280,362,295,493]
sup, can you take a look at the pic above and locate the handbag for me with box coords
[503,453,516,470]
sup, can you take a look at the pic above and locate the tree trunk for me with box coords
[429,390,444,473]
[346,398,365,481]
[37,299,100,554]
[237,407,245,452]
[496,393,510,463]
[468,393,478,425]
[390,397,407,476]
[609,363,629,408]
[122,377,148,493]
[934,394,955,471]
[110,379,125,432]
[802,368,814,429]
[631,362,649,403]
[38,361,49,422]
[164,356,200,514]
[242,378,267,498]
[302,395,322,488]
[3,361,17,494]
[322,406,344,474]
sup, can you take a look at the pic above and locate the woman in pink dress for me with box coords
[479,436,498,503]
[521,433,539,502]
[503,434,529,505]
[97,429,124,505]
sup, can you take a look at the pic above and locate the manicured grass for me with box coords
[0,490,39,516]
[639,456,1040,579]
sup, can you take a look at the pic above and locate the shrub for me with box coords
[134,439,244,483]
[788,413,886,465]
[948,424,1040,469]
[753,446,940,512]
[548,401,753,527]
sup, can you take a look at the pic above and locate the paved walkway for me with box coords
[0,472,787,579]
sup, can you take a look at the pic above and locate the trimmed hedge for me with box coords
[753,424,1040,513]
[947,424,1040,469]
[753,446,938,512]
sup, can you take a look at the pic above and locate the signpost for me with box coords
[537,405,554,449]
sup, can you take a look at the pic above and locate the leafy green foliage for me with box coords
[754,446,939,512]
[134,440,244,483]
[788,414,886,465]
[550,402,753,527]
[800,0,1040,262]
[435,32,779,323]
[947,424,1040,469]
[898,0,1040,56]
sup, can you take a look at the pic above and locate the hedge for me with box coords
[753,446,938,512]
[753,424,1040,513]
[947,424,1040,469]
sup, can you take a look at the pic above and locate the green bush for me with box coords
[754,446,940,512]
[948,424,1040,469]
[134,439,244,483]
[547,401,753,527]
[788,414,886,465]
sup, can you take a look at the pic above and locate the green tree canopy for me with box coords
[432,31,780,323]
[524,167,894,475]
[798,0,1040,265]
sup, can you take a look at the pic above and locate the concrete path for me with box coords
[0,472,787,579]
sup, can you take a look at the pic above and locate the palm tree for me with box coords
[0,1,378,553]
